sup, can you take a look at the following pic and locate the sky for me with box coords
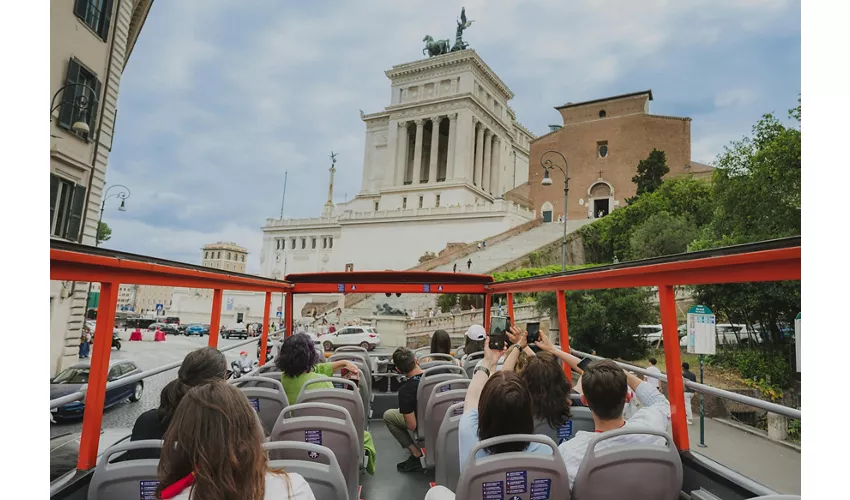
[103,0,801,273]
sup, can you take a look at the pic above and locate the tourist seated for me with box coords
[458,335,550,474]
[459,325,485,363]
[383,347,425,472]
[274,332,359,405]
[421,329,461,367]
[539,343,671,490]
[503,328,573,438]
[128,347,227,459]
[155,380,315,499]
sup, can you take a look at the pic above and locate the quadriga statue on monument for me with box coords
[423,35,451,57]
[421,6,474,57]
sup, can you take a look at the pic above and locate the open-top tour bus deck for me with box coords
[50,236,801,500]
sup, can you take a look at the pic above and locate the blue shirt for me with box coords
[458,409,549,473]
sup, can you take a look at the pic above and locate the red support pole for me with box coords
[660,285,690,451]
[77,281,119,470]
[556,290,572,382]
[260,292,272,366]
[208,289,223,348]
[284,293,294,338]
[506,293,515,325]
[483,294,492,333]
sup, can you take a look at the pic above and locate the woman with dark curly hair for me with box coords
[275,333,359,405]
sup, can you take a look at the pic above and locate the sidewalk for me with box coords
[686,417,800,495]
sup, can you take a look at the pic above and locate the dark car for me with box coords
[50,360,143,421]
[148,323,180,335]
[50,428,132,496]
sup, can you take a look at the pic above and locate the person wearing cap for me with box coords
[460,325,486,363]
[235,351,253,372]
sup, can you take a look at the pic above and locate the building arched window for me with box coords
[227,252,231,260]
[204,251,208,259]
[241,255,245,262]
[217,251,221,259]
[599,110,607,118]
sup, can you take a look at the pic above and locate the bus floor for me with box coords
[360,420,433,500]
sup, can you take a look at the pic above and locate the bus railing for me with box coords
[50,337,257,410]
[570,348,801,420]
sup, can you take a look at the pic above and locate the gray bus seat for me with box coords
[454,346,465,359]
[297,377,365,448]
[264,441,349,500]
[420,360,458,371]
[455,434,570,500]
[534,406,595,444]
[231,375,284,390]
[748,497,802,500]
[415,366,467,439]
[88,439,163,500]
[571,427,682,500]
[423,383,469,469]
[434,402,464,491]
[414,346,431,357]
[328,353,372,418]
[270,402,359,500]
[462,352,484,378]
[233,376,287,436]
[419,353,457,363]
[259,370,284,381]
[253,362,280,375]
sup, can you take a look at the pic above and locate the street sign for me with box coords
[277,306,282,312]
[276,311,282,318]
[686,304,716,355]
[155,304,163,311]
[226,297,233,311]
[795,312,801,373]
[437,285,443,292]
[423,284,431,293]
[337,284,345,293]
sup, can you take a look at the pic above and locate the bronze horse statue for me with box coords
[423,35,450,57]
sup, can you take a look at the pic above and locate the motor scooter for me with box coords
[229,360,253,380]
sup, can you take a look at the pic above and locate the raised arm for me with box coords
[503,327,534,372]
[464,335,504,413]
[534,333,585,374]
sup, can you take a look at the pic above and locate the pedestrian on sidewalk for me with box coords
[467,258,472,271]
[682,362,697,424]
[482,240,486,249]
[644,358,662,391]
[453,263,457,273]
[78,331,90,358]
[477,242,482,251]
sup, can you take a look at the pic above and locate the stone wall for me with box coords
[489,229,586,273]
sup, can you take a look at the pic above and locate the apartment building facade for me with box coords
[49,0,153,375]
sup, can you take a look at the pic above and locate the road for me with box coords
[50,331,256,438]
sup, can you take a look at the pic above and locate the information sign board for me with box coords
[687,304,716,355]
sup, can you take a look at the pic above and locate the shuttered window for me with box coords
[74,0,114,40]
[50,174,87,241]
[58,58,101,142]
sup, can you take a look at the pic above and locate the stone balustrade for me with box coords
[405,303,551,345]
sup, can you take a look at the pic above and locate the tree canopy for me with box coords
[96,222,112,245]
[627,148,670,203]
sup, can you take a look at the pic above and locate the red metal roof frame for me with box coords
[50,241,292,292]
[287,271,492,294]
[488,238,800,293]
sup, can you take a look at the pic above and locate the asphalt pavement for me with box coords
[50,330,257,438]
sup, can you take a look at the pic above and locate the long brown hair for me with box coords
[156,380,291,499]
[477,371,534,454]
[520,351,572,428]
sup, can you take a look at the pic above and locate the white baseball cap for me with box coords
[465,324,486,341]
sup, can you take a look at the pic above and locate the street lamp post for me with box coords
[50,83,99,134]
[97,185,130,247]
[540,150,569,271]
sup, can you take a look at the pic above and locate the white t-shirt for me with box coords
[558,382,671,490]
[170,471,315,500]
[645,365,662,389]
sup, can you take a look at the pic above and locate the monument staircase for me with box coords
[308,218,592,326]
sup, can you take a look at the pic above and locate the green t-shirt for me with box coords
[281,362,335,405]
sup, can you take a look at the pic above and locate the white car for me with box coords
[321,325,381,351]
[223,323,248,339]
[679,323,762,347]
[638,324,687,346]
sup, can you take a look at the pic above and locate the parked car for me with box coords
[321,325,381,351]
[223,323,248,339]
[184,323,207,336]
[164,316,181,325]
[50,360,143,421]
[637,324,687,346]
[147,323,180,335]
[50,428,131,495]
[679,323,762,347]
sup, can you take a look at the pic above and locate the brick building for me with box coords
[521,90,713,222]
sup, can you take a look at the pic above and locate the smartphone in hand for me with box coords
[489,316,510,350]
[526,322,541,344]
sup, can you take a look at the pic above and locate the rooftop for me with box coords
[556,90,653,110]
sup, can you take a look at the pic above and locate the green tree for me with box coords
[537,288,656,360]
[627,148,669,203]
[96,221,112,245]
[629,211,700,260]
[691,100,801,345]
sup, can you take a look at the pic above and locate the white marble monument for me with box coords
[260,50,535,283]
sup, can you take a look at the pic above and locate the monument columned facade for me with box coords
[260,49,536,282]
